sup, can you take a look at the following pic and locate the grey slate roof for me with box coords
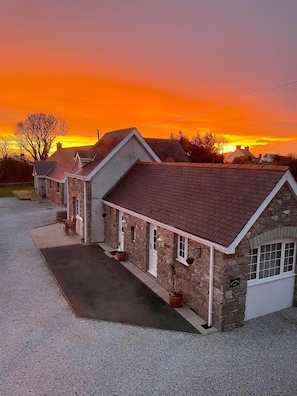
[33,161,56,176]
[103,163,290,248]
[144,138,190,162]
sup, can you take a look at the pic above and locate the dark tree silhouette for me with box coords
[15,112,68,160]
[0,157,33,183]
[170,130,224,163]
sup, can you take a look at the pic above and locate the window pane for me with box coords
[179,236,185,258]
[153,229,157,250]
[257,242,281,279]
[284,242,295,272]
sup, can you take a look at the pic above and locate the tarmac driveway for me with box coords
[40,244,200,334]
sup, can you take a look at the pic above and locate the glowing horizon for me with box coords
[1,2,297,157]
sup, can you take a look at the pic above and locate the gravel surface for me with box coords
[1,197,297,396]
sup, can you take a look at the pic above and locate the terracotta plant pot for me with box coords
[116,251,127,261]
[169,294,182,308]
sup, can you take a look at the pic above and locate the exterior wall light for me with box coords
[157,237,164,247]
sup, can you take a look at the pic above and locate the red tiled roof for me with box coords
[144,138,190,162]
[72,127,137,177]
[103,163,289,248]
[46,145,92,181]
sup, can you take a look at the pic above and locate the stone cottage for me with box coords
[33,143,93,206]
[64,127,189,242]
[102,162,297,331]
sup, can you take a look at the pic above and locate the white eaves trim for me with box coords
[103,170,297,255]
[46,176,67,183]
[102,199,229,254]
[227,170,297,254]
[84,128,161,181]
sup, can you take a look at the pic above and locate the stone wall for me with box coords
[68,177,84,220]
[104,205,119,249]
[104,206,149,271]
[221,182,297,330]
[47,180,64,206]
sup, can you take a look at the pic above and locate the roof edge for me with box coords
[227,170,297,253]
[102,199,229,253]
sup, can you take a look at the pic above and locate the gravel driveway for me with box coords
[1,197,297,396]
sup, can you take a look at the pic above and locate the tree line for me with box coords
[1,111,297,182]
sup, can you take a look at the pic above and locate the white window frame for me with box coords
[177,235,189,266]
[76,198,82,218]
[248,239,296,285]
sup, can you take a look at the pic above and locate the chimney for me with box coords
[236,145,241,150]
[56,142,62,150]
[97,129,100,141]
[245,146,250,151]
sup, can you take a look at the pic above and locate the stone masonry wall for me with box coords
[104,206,119,250]
[104,206,149,271]
[123,215,149,272]
[47,180,64,206]
[68,177,84,220]
[221,183,297,330]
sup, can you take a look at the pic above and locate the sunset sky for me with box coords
[1,0,297,156]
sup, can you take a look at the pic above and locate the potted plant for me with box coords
[116,242,127,261]
[168,262,182,308]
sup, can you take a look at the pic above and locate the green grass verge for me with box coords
[0,185,34,198]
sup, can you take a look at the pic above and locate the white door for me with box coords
[118,211,124,250]
[75,198,83,237]
[148,224,157,277]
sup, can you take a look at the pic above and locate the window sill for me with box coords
[176,258,189,267]
[248,272,296,287]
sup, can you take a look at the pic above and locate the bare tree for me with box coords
[15,112,68,160]
[0,135,14,158]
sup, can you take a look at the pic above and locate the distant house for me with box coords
[225,145,256,163]
[262,153,278,163]
[33,144,93,206]
[103,163,297,331]
[33,161,56,198]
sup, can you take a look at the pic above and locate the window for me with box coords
[153,228,157,250]
[177,235,188,262]
[249,240,296,281]
[76,199,82,217]
[131,226,136,243]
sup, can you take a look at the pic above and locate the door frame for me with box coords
[148,224,157,277]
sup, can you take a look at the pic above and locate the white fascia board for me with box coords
[85,128,161,181]
[132,129,161,162]
[102,199,229,254]
[226,171,294,254]
[64,172,85,181]
[46,176,66,183]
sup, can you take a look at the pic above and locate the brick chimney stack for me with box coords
[245,146,250,151]
[56,142,62,150]
[236,145,241,150]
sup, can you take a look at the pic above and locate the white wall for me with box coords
[245,276,295,320]
[90,136,155,242]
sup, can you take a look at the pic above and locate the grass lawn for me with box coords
[0,185,34,198]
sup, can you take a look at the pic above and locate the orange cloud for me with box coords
[1,73,296,156]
